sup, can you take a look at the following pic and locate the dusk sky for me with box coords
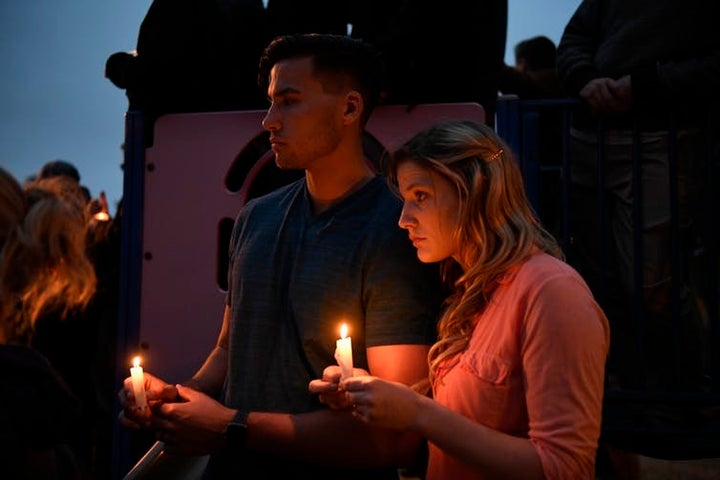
[1,0,579,216]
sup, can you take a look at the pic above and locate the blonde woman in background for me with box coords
[0,166,96,479]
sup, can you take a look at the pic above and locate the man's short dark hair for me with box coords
[258,33,386,125]
[514,36,557,71]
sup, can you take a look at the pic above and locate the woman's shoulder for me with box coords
[0,345,81,437]
[0,344,77,402]
[516,252,583,284]
[501,252,598,306]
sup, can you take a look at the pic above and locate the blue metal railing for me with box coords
[112,110,149,480]
[496,95,720,459]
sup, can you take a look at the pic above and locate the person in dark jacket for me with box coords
[105,0,269,145]
[557,0,720,472]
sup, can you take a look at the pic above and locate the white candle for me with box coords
[334,323,353,381]
[130,356,148,410]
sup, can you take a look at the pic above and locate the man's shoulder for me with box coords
[240,179,304,213]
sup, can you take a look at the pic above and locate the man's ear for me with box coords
[343,91,363,124]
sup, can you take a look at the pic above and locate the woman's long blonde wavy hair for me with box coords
[386,120,563,386]
[0,167,96,343]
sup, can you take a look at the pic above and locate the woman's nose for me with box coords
[398,205,416,230]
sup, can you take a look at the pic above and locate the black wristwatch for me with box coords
[225,410,249,449]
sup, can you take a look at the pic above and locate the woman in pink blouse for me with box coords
[311,120,609,479]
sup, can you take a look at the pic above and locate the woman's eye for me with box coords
[415,191,427,202]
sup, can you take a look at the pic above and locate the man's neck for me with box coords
[306,164,375,215]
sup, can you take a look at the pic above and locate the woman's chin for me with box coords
[416,249,439,264]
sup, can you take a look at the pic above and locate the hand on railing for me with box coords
[580,76,632,114]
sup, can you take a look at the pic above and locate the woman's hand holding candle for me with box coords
[309,364,370,411]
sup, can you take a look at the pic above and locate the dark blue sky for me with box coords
[0,1,577,216]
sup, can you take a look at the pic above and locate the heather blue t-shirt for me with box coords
[206,175,442,478]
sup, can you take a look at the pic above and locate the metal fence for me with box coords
[496,95,720,459]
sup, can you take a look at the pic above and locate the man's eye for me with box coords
[415,192,427,202]
[269,98,294,107]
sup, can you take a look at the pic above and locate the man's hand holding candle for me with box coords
[153,385,236,455]
[118,370,178,429]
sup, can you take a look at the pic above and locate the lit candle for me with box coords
[334,323,353,381]
[130,356,148,411]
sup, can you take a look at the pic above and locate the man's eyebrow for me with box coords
[270,86,302,99]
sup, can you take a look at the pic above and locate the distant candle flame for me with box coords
[133,356,141,368]
[93,211,110,221]
[340,323,348,339]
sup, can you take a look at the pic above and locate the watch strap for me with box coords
[225,409,249,449]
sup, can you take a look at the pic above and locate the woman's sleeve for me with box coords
[522,272,610,479]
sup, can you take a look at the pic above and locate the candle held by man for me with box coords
[130,356,148,410]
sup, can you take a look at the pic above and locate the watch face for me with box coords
[225,422,247,448]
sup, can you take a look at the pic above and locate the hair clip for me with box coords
[487,148,504,162]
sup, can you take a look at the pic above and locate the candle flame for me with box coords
[93,211,110,221]
[340,323,348,339]
[132,356,141,368]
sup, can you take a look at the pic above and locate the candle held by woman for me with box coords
[130,356,148,410]
[335,323,353,381]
